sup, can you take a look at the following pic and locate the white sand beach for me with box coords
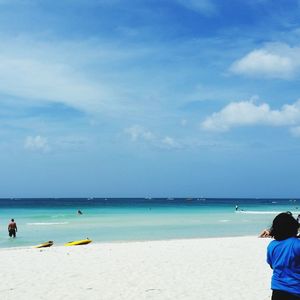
[0,236,272,300]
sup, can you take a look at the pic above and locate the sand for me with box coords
[0,236,272,300]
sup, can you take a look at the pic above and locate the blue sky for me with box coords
[1,0,300,197]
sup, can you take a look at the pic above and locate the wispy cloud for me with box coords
[0,36,117,114]
[124,125,155,142]
[161,136,181,149]
[23,134,90,153]
[0,34,212,119]
[24,135,50,152]
[201,99,300,132]
[230,43,300,79]
[0,34,173,118]
[124,125,182,149]
[0,56,109,113]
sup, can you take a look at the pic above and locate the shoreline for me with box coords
[0,234,264,251]
[0,236,272,300]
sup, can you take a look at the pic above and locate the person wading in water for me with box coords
[8,219,17,238]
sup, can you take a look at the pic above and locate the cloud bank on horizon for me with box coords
[1,0,300,197]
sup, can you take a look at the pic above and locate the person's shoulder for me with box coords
[267,239,278,250]
[291,237,300,243]
[291,237,300,253]
[268,237,299,248]
[287,237,300,243]
[280,237,300,248]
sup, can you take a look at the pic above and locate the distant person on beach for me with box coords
[8,219,17,238]
[77,210,83,215]
[235,205,239,211]
[267,212,300,300]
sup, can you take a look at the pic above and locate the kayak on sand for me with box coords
[64,239,92,246]
[35,241,54,248]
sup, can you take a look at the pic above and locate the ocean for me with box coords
[0,198,299,248]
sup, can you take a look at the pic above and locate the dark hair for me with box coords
[11,219,14,222]
[270,212,299,241]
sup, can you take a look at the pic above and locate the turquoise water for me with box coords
[0,198,299,248]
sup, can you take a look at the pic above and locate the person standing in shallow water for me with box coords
[8,219,17,238]
[267,212,300,300]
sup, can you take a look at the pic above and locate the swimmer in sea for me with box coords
[77,210,83,215]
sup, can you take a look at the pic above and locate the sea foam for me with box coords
[27,222,68,226]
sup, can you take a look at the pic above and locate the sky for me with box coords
[1,0,300,198]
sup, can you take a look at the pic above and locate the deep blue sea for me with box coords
[0,198,299,248]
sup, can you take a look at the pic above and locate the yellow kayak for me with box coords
[35,241,54,248]
[64,239,92,246]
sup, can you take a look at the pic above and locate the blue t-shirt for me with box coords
[267,237,300,296]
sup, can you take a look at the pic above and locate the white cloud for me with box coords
[124,125,155,142]
[175,0,217,16]
[161,136,180,149]
[24,135,50,152]
[124,125,183,149]
[231,50,293,78]
[230,43,300,79]
[201,99,300,132]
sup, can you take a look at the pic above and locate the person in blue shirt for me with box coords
[267,212,300,300]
